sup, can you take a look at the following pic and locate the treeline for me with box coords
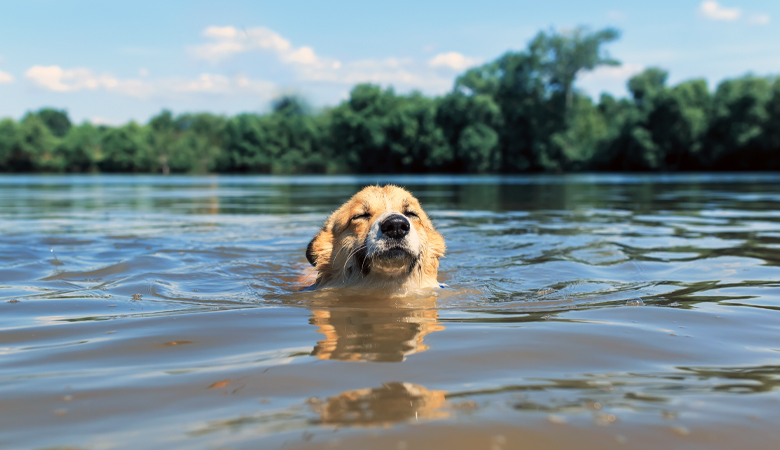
[2,27,780,174]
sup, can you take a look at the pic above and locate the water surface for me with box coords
[2,174,779,449]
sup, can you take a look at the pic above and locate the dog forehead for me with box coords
[350,185,415,210]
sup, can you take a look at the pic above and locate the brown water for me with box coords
[1,174,779,450]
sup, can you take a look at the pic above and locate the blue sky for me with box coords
[1,0,778,124]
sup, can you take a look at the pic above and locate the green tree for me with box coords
[57,123,101,172]
[647,79,711,169]
[454,26,620,172]
[0,119,19,171]
[436,92,502,172]
[550,95,610,171]
[35,108,72,138]
[221,114,272,172]
[529,26,620,112]
[705,75,772,169]
[98,122,152,172]
[148,110,177,174]
[763,78,780,168]
[16,114,61,172]
[329,84,446,173]
[604,68,670,170]
[173,113,228,173]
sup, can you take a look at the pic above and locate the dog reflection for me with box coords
[309,301,443,363]
[312,382,448,426]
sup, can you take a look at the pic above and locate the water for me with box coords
[1,174,779,449]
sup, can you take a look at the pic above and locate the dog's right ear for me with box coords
[306,230,333,267]
[306,235,318,266]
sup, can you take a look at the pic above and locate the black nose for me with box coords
[380,214,410,239]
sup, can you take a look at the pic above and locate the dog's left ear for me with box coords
[306,235,318,266]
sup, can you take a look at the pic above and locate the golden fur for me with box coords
[306,185,445,290]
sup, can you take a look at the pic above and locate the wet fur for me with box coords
[306,185,445,290]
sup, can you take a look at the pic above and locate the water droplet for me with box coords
[547,414,566,424]
[595,413,617,425]
[305,397,322,405]
[662,410,678,420]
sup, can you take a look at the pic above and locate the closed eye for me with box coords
[351,212,371,222]
[404,211,419,219]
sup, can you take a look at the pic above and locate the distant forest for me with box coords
[2,27,780,174]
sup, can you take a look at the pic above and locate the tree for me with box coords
[603,68,671,170]
[98,122,153,172]
[221,114,272,172]
[57,123,101,172]
[452,27,621,172]
[148,110,177,174]
[35,108,72,138]
[763,78,780,168]
[436,91,502,172]
[17,114,60,172]
[0,119,19,171]
[647,79,711,169]
[704,75,772,169]
[329,84,446,173]
[173,113,228,173]
[528,27,620,112]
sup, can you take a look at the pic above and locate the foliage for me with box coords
[1,27,779,174]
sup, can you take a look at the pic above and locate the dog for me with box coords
[305,185,445,290]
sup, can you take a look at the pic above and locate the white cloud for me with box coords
[190,25,335,70]
[293,56,452,93]
[165,73,275,95]
[577,63,645,97]
[203,25,238,40]
[189,25,453,94]
[25,65,126,92]
[428,52,480,71]
[0,69,13,83]
[90,116,117,126]
[748,14,771,26]
[607,11,628,21]
[698,1,742,21]
[24,64,276,99]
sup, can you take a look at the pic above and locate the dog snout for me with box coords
[380,214,410,239]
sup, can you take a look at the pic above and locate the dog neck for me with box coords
[315,258,439,290]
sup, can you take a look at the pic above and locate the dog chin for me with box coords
[369,247,417,275]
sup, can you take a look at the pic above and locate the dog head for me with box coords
[306,185,445,289]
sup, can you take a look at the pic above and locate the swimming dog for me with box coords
[306,185,445,290]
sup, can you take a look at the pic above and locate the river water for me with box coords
[1,174,779,449]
